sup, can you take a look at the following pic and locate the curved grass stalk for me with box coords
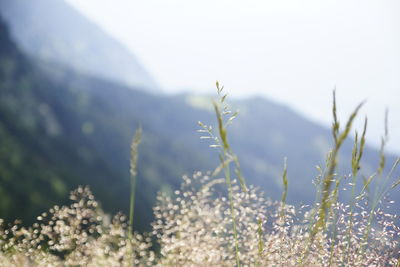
[299,91,364,265]
[198,81,248,266]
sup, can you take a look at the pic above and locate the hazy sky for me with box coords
[66,0,400,154]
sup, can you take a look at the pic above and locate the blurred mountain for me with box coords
[0,0,159,91]
[0,17,211,229]
[0,14,398,231]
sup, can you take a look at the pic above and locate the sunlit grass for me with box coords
[0,83,399,266]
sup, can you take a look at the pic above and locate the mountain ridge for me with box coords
[0,0,159,91]
[0,11,398,231]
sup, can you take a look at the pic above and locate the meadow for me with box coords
[0,84,399,266]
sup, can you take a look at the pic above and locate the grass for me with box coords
[0,83,399,266]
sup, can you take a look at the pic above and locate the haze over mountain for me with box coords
[0,0,398,231]
[0,0,159,91]
[65,0,400,154]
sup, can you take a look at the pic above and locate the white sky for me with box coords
[66,0,400,154]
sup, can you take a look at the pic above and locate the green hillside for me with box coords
[0,19,211,229]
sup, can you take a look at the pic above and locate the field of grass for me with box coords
[1,84,399,266]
